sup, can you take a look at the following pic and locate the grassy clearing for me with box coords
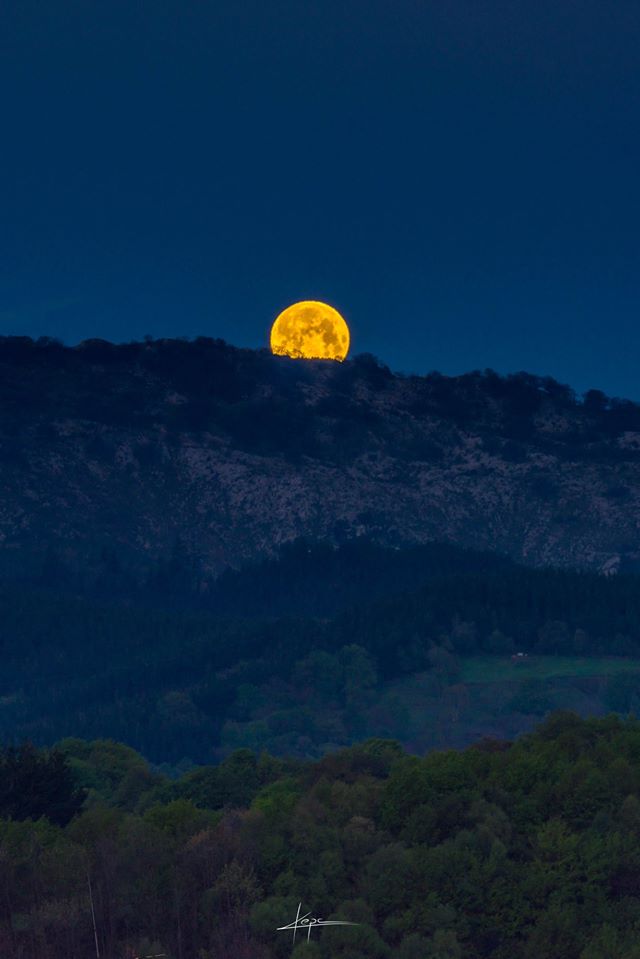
[461,655,640,683]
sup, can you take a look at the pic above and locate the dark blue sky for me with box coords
[2,1,639,397]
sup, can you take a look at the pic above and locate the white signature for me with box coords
[277,901,360,943]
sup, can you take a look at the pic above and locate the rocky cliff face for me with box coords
[2,335,640,575]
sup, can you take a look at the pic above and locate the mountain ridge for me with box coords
[2,334,640,575]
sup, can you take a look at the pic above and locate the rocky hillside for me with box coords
[2,334,640,575]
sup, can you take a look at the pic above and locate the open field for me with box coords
[461,654,640,683]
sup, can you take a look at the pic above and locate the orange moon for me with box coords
[270,300,350,361]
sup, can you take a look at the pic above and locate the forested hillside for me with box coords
[4,715,640,958]
[3,540,640,763]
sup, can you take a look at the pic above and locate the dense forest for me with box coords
[2,540,640,763]
[3,714,640,958]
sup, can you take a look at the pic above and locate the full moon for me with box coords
[270,300,350,361]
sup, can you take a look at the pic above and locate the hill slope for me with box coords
[2,335,640,574]
[4,539,640,763]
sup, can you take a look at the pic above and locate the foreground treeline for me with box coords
[4,540,640,762]
[5,715,640,958]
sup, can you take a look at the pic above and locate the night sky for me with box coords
[2,1,640,397]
